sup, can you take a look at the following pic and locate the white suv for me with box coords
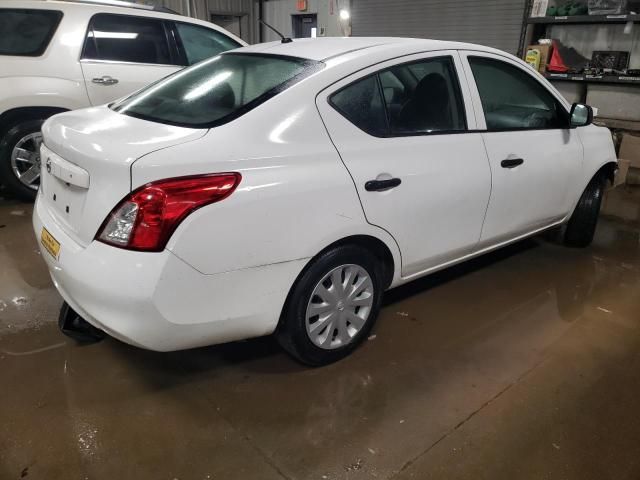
[0,0,245,200]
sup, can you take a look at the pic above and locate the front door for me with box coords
[460,52,583,248]
[80,13,181,105]
[317,52,492,278]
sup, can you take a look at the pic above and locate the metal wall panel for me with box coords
[351,0,527,54]
[261,0,319,40]
[260,0,345,42]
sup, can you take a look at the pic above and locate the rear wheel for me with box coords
[564,174,607,248]
[0,119,45,201]
[277,245,384,366]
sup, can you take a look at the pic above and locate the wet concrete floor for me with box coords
[2,187,640,479]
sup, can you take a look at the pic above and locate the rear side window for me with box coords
[112,53,323,128]
[330,76,388,137]
[175,23,241,65]
[0,9,62,57]
[82,14,170,65]
[468,56,568,130]
[330,56,466,137]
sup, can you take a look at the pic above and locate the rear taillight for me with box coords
[96,173,241,252]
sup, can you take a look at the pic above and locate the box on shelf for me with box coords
[531,0,550,17]
[619,133,640,169]
[614,158,631,186]
[524,44,553,73]
[587,0,628,14]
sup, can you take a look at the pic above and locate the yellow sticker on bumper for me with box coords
[40,227,61,260]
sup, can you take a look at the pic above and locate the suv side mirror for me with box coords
[570,103,593,127]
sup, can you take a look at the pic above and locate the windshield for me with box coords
[112,53,323,128]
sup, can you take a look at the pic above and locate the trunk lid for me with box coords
[40,107,207,246]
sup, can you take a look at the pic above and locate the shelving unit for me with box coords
[518,2,640,88]
[517,1,640,131]
[527,13,640,24]
[545,72,640,85]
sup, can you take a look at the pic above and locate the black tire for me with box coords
[58,302,105,343]
[277,245,384,366]
[564,174,606,248]
[0,118,45,201]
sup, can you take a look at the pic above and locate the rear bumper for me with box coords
[33,192,307,351]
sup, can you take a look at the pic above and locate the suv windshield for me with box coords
[112,53,323,128]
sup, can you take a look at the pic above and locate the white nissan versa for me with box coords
[33,37,617,365]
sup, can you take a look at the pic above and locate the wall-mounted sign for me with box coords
[296,0,308,11]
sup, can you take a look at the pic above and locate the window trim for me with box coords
[0,8,63,57]
[79,58,178,68]
[80,12,176,66]
[328,55,469,139]
[112,52,325,129]
[466,54,572,133]
[171,20,242,67]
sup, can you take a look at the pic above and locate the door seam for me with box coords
[313,96,405,274]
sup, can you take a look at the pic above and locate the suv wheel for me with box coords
[0,119,45,201]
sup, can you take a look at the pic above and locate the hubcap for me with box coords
[11,132,43,190]
[305,264,375,350]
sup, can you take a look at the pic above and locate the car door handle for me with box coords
[92,76,119,85]
[501,158,524,169]
[365,178,402,192]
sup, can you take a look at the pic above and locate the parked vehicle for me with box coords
[0,0,245,200]
[33,37,617,365]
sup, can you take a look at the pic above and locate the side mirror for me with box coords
[570,103,593,127]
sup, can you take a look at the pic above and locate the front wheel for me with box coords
[0,119,45,201]
[277,245,384,366]
[564,174,606,248]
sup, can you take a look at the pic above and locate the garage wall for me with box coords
[351,0,527,54]
[261,0,346,42]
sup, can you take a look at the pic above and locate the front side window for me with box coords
[82,14,171,65]
[0,9,62,57]
[112,53,322,127]
[330,56,466,137]
[468,56,569,130]
[175,23,241,65]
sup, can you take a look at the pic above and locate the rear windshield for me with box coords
[0,9,63,56]
[112,53,323,128]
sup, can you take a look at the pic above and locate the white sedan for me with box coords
[33,37,617,365]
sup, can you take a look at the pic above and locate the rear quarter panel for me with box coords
[0,77,89,115]
[0,5,90,114]
[131,85,402,279]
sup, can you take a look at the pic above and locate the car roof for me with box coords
[237,37,503,62]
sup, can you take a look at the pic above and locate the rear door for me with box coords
[316,51,492,278]
[80,13,180,105]
[459,51,583,248]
